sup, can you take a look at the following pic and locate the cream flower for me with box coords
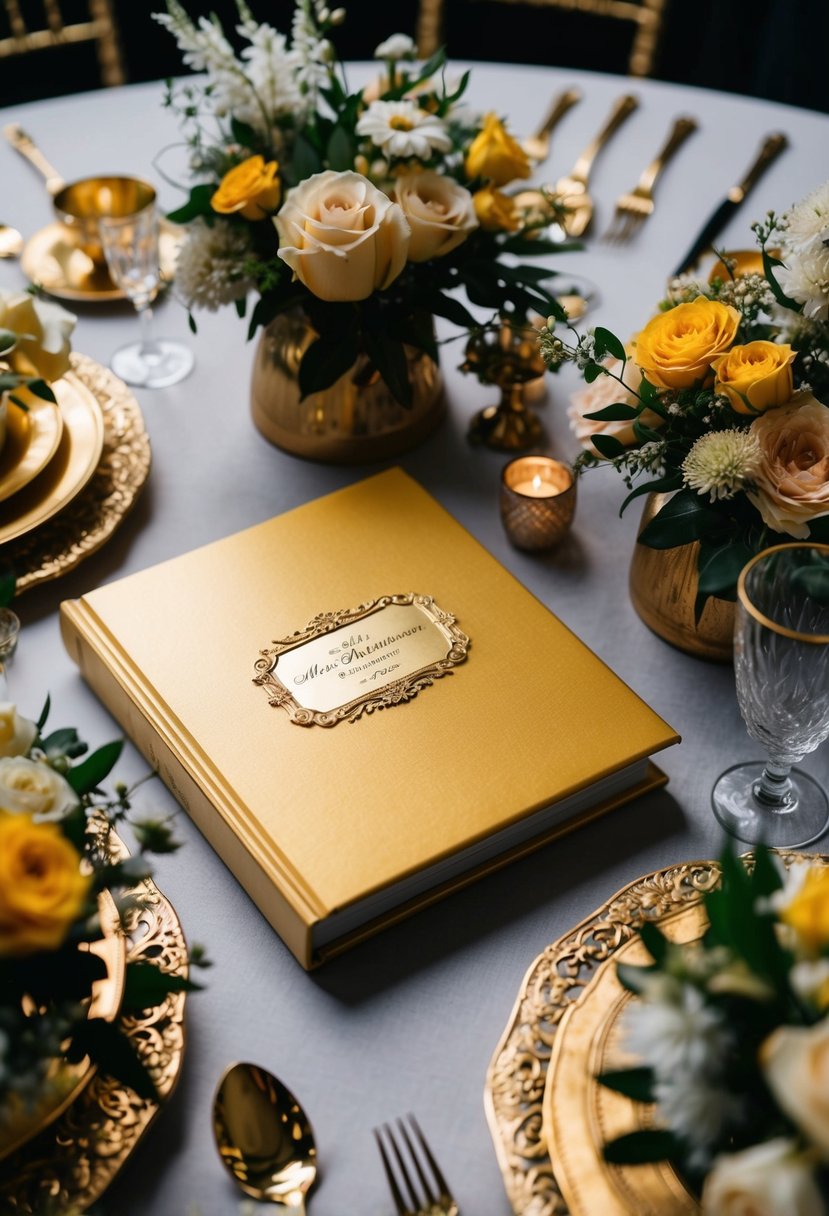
[748,393,829,538]
[762,1022,829,1157]
[175,219,254,311]
[0,290,76,383]
[776,242,829,321]
[568,356,661,449]
[394,171,477,262]
[682,429,762,501]
[702,1139,825,1216]
[0,704,36,759]
[782,182,829,249]
[0,756,77,822]
[373,33,416,60]
[356,100,452,160]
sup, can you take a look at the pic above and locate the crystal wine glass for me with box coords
[712,542,829,847]
[99,203,193,389]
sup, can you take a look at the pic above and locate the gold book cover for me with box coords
[61,469,679,968]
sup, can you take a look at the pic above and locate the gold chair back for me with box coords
[0,0,124,86]
[417,0,667,77]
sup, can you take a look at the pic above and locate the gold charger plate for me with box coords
[0,827,188,1215]
[21,219,183,303]
[0,367,105,544]
[0,395,63,503]
[3,354,151,593]
[484,852,826,1216]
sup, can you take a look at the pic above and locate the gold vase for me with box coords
[628,493,735,662]
[250,311,445,464]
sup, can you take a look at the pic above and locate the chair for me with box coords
[417,0,667,77]
[0,0,125,86]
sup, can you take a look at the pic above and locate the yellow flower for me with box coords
[780,868,829,953]
[464,113,531,188]
[634,297,741,391]
[472,186,520,232]
[0,813,91,957]
[211,155,281,221]
[712,341,796,414]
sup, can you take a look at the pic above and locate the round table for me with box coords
[2,62,828,1216]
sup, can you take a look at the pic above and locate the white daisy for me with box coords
[776,242,829,321]
[781,181,829,249]
[356,100,452,160]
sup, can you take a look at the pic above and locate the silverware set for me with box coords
[374,1114,460,1216]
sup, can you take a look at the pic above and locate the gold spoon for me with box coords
[0,225,23,258]
[213,1062,318,1211]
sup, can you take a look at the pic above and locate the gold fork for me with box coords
[551,93,639,238]
[374,1114,460,1216]
[521,86,581,162]
[602,115,698,245]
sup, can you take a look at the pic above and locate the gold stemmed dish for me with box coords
[213,1062,318,1210]
[465,321,548,451]
[551,94,640,238]
[521,87,581,162]
[601,115,698,245]
[0,393,63,503]
[374,1114,460,1216]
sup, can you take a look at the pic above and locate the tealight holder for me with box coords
[500,456,576,551]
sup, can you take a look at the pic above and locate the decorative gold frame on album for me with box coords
[253,592,470,727]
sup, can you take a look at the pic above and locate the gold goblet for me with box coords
[465,322,548,451]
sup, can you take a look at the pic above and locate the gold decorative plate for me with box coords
[21,220,183,303]
[484,853,826,1216]
[4,354,151,594]
[0,833,189,1214]
[0,395,63,503]
[0,368,104,544]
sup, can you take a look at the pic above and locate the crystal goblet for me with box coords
[712,542,829,847]
[99,203,194,389]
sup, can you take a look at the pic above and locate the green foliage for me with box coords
[637,489,722,549]
[123,961,201,1011]
[67,741,124,796]
[0,564,15,608]
[166,184,215,224]
[603,1129,682,1166]
[597,1066,656,1103]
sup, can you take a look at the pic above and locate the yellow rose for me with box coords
[0,813,91,957]
[702,1139,824,1216]
[472,186,520,232]
[713,341,796,414]
[779,868,829,953]
[394,171,478,261]
[211,155,281,221]
[748,393,829,538]
[275,170,410,301]
[762,1022,829,1158]
[0,289,76,382]
[464,113,531,188]
[634,297,741,390]
[0,703,37,758]
[0,756,78,821]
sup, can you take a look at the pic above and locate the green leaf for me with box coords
[167,184,215,224]
[362,329,412,408]
[632,419,663,445]
[0,564,15,609]
[0,328,17,355]
[425,293,479,330]
[290,132,323,183]
[297,335,358,400]
[326,124,354,172]
[639,919,670,964]
[36,694,51,732]
[67,740,123,795]
[234,296,247,319]
[762,248,800,311]
[696,538,754,598]
[583,403,639,422]
[596,1067,655,1103]
[637,489,720,549]
[590,433,626,459]
[583,361,604,384]
[122,961,200,1011]
[593,326,626,363]
[230,116,259,151]
[620,474,684,515]
[24,379,56,403]
[188,311,198,335]
[603,1130,680,1166]
[41,727,87,759]
[69,1019,158,1101]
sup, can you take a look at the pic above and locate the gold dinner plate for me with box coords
[0,393,63,502]
[0,369,104,544]
[21,219,183,303]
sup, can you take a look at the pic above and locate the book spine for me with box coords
[60,602,314,970]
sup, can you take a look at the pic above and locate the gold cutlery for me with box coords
[374,1114,459,1216]
[551,93,640,237]
[521,86,581,162]
[602,114,698,245]
[213,1062,318,1211]
[0,225,23,258]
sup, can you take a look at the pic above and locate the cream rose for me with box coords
[0,704,36,759]
[702,1139,825,1216]
[748,393,829,538]
[0,290,75,382]
[394,172,477,262]
[568,356,662,449]
[275,171,410,302]
[0,756,78,821]
[762,1022,829,1157]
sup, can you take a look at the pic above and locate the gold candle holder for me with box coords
[500,456,576,551]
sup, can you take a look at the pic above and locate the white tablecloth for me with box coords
[2,63,828,1216]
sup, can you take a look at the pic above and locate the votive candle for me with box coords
[500,456,576,551]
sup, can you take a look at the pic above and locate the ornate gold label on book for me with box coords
[253,594,469,727]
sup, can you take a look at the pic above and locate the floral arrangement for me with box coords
[0,696,200,1148]
[540,181,829,605]
[0,289,76,454]
[601,847,829,1214]
[155,0,569,405]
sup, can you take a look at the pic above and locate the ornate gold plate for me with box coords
[0,395,63,503]
[21,220,182,303]
[484,852,827,1216]
[5,354,151,594]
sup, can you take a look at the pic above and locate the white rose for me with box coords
[0,756,78,821]
[568,356,662,449]
[0,289,75,382]
[0,703,36,758]
[275,171,410,302]
[374,33,416,60]
[748,394,829,538]
[762,1020,829,1156]
[702,1139,825,1216]
[394,172,478,263]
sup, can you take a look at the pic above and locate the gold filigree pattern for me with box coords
[0,829,187,1215]
[9,353,151,595]
[484,853,817,1216]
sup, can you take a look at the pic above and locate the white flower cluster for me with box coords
[682,428,762,501]
[290,0,338,104]
[776,181,829,322]
[175,219,255,310]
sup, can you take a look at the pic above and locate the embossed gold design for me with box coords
[7,353,151,595]
[0,826,188,1215]
[254,593,469,727]
[484,852,825,1216]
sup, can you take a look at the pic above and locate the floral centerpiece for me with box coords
[0,695,201,1156]
[0,289,76,455]
[155,0,568,418]
[539,181,829,610]
[601,847,829,1214]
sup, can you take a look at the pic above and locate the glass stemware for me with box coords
[712,542,829,848]
[99,203,194,389]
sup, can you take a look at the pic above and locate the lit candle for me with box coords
[500,456,576,551]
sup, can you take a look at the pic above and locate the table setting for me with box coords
[1,2,829,1213]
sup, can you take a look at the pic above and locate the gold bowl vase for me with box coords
[628,493,735,662]
[250,310,445,464]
